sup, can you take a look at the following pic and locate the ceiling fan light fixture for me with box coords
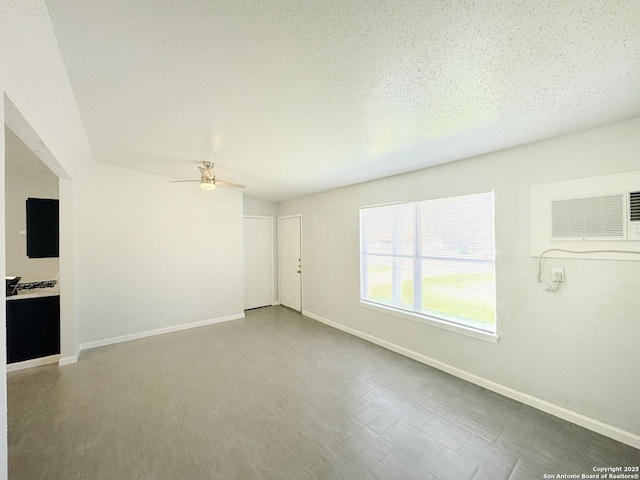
[200,179,216,190]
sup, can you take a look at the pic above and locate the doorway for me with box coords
[3,95,77,366]
[278,215,301,311]
[4,126,61,370]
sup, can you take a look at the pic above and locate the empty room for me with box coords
[1,0,639,479]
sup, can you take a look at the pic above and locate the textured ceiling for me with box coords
[4,126,57,177]
[45,0,640,202]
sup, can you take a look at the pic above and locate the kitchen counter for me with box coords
[7,287,60,301]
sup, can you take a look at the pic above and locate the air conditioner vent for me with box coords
[630,191,640,222]
[551,194,624,240]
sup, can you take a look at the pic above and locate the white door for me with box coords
[243,216,273,310]
[278,216,301,311]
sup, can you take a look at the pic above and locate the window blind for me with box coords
[360,192,496,333]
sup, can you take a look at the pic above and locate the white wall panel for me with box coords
[75,163,244,344]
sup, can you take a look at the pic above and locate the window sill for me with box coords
[359,301,499,344]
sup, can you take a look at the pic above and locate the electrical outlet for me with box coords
[160,311,167,319]
[551,267,565,282]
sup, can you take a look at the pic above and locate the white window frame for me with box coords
[359,193,499,344]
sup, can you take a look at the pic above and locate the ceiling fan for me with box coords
[170,161,245,191]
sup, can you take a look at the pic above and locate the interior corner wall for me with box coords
[277,118,640,439]
[75,162,244,344]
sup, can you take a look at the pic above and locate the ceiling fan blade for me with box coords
[215,180,246,189]
[198,165,213,181]
[169,180,200,183]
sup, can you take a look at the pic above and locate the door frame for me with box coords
[243,215,276,307]
[4,96,78,367]
[277,214,302,312]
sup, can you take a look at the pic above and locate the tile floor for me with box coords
[8,306,640,479]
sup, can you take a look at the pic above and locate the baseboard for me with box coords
[79,312,245,351]
[59,352,79,366]
[7,354,60,372]
[272,301,281,306]
[302,309,640,450]
[10,314,244,372]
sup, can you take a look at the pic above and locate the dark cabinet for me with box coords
[6,295,60,363]
[26,198,59,258]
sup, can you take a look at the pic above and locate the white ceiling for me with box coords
[4,126,57,177]
[44,0,640,202]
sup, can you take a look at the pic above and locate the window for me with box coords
[360,192,496,335]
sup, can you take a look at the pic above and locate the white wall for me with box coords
[0,91,7,480]
[76,163,244,344]
[243,197,278,217]
[5,173,59,282]
[278,118,640,440]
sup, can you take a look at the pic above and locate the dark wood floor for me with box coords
[8,306,640,479]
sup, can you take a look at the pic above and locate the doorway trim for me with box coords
[277,214,302,312]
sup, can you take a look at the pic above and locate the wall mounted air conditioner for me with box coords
[530,171,640,260]
[629,191,640,240]
[551,190,640,241]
